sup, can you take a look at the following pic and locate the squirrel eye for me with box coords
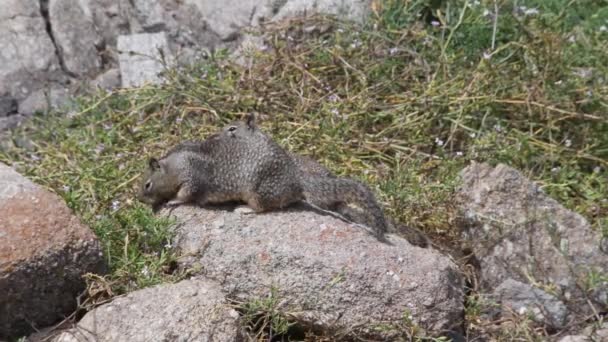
[227,126,237,132]
[145,180,152,190]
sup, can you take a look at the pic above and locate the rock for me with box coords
[0,96,18,117]
[490,278,568,328]
[557,336,590,342]
[18,86,69,116]
[49,0,103,77]
[0,0,64,103]
[117,32,174,88]
[167,204,464,339]
[53,278,242,342]
[185,0,271,41]
[0,115,26,133]
[0,163,106,339]
[457,162,608,325]
[274,0,372,23]
[90,68,121,91]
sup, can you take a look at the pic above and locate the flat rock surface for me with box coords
[0,163,106,339]
[117,32,173,88]
[53,278,242,342]
[457,162,608,325]
[166,204,463,339]
[49,0,102,77]
[0,0,63,116]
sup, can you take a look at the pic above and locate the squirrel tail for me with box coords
[300,175,388,240]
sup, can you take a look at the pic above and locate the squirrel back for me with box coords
[138,114,303,212]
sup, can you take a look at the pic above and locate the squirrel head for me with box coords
[223,113,258,138]
[137,157,178,207]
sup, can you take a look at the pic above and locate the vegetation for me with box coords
[1,0,606,339]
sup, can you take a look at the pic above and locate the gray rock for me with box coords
[457,162,608,325]
[53,278,242,342]
[274,0,372,23]
[491,278,568,328]
[49,0,103,77]
[117,32,173,87]
[90,68,121,91]
[166,204,463,339]
[185,0,272,40]
[557,336,590,342]
[0,114,26,133]
[0,96,17,117]
[18,86,69,116]
[0,0,63,102]
[0,163,106,339]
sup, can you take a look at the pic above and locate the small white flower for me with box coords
[111,200,120,211]
[554,80,563,85]
[175,117,183,123]
[164,242,172,249]
[551,167,561,173]
[600,25,607,32]
[483,9,491,17]
[593,166,601,173]
[350,39,362,49]
[431,20,440,27]
[568,35,576,43]
[469,132,477,138]
[434,137,444,147]
[102,123,112,131]
[141,265,150,277]
[330,108,340,116]
[564,139,572,147]
[524,8,539,16]
[337,28,344,33]
[62,185,70,192]
[389,47,399,55]
[328,94,339,102]
[494,124,503,132]
[483,51,492,60]
[456,151,464,157]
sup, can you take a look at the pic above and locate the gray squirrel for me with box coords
[138,114,431,245]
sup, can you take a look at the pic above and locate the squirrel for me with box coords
[139,113,427,244]
[289,152,430,248]
[137,114,304,213]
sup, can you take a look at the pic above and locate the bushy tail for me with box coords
[300,175,388,240]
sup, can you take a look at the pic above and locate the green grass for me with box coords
[1,0,607,339]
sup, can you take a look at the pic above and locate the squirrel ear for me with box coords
[148,157,160,170]
[245,113,256,130]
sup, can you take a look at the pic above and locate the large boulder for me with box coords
[48,0,103,77]
[274,0,372,23]
[0,163,106,339]
[53,278,242,342]
[456,162,608,328]
[117,32,173,87]
[167,204,464,339]
[0,0,64,117]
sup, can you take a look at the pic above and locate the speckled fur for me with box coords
[289,150,429,247]
[219,116,390,240]
[138,114,304,212]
